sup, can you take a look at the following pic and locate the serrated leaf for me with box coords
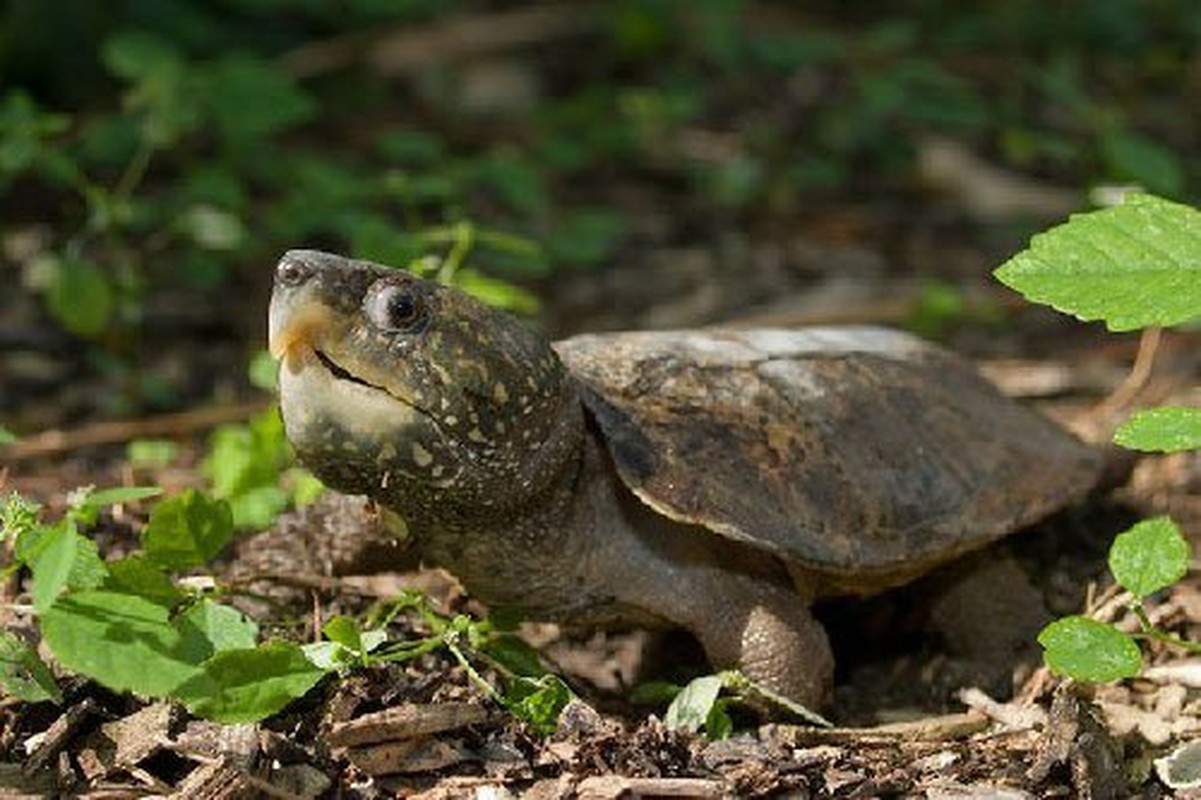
[0,630,62,703]
[1114,406,1201,453]
[664,674,723,734]
[1109,516,1190,599]
[142,489,233,570]
[40,590,201,696]
[175,644,326,723]
[1038,616,1142,681]
[995,194,1201,332]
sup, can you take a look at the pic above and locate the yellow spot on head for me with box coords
[411,442,434,468]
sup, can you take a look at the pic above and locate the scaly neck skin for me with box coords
[406,436,593,616]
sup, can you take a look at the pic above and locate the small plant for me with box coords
[632,670,830,739]
[996,192,1201,680]
[0,487,572,729]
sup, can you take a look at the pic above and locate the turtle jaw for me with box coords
[269,270,461,499]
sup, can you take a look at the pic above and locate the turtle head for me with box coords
[268,250,582,519]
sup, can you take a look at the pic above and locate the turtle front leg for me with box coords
[685,580,834,711]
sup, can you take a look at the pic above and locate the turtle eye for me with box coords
[366,283,427,333]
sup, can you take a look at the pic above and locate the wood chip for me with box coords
[171,759,260,800]
[576,775,724,799]
[1143,659,1201,688]
[769,710,990,746]
[23,697,97,775]
[925,781,1035,799]
[326,702,487,748]
[958,687,1046,730]
[99,701,176,769]
[346,737,472,776]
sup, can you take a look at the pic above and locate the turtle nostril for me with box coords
[277,255,313,287]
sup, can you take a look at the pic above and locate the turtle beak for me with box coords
[268,252,338,373]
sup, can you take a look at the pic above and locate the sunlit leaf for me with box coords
[1038,616,1142,682]
[1109,516,1190,599]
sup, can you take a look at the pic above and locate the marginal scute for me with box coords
[556,327,1101,581]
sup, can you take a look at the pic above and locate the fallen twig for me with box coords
[2,401,271,461]
[279,5,601,79]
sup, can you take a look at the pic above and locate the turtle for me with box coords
[268,249,1102,709]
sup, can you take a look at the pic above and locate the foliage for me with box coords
[996,193,1201,682]
[3,3,1199,400]
[635,670,829,739]
[995,194,1201,332]
[2,489,571,729]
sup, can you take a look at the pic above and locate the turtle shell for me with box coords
[554,327,1100,581]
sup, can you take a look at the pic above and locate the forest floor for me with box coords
[4,225,1201,797]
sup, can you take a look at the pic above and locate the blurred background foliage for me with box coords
[2,0,1199,420]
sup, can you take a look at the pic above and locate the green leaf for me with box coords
[101,32,196,146]
[451,269,539,315]
[629,681,682,706]
[1038,616,1142,682]
[30,521,77,613]
[40,590,201,696]
[247,349,278,392]
[483,634,546,678]
[142,489,233,570]
[1114,406,1201,453]
[178,600,259,662]
[102,31,180,82]
[322,615,363,651]
[0,426,17,445]
[201,57,316,148]
[1100,130,1184,197]
[176,644,326,723]
[1109,516,1190,599]
[78,486,163,510]
[225,485,289,530]
[43,257,114,338]
[0,630,62,703]
[126,440,179,469]
[664,674,723,734]
[0,91,69,176]
[103,555,183,607]
[503,675,573,735]
[705,700,734,740]
[28,520,106,613]
[547,209,627,268]
[1,492,40,543]
[994,194,1201,332]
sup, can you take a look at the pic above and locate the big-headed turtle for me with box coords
[268,250,1101,708]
